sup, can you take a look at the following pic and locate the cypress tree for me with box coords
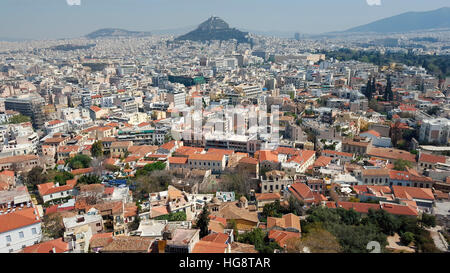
[197,205,210,238]
[384,76,393,101]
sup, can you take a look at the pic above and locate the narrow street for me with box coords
[427,227,449,252]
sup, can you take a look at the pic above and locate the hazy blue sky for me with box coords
[1,0,449,39]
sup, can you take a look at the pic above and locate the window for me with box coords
[19,232,24,238]
[31,228,37,235]
[6,235,11,242]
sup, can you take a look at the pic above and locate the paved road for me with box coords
[428,227,449,252]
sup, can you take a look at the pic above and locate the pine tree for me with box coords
[91,141,103,158]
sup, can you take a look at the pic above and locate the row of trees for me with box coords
[8,114,31,124]
[132,162,169,200]
[323,48,450,78]
[299,206,439,253]
[261,198,305,221]
[363,76,393,102]
[25,167,74,191]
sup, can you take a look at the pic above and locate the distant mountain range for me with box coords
[175,17,250,43]
[345,7,450,33]
[86,28,152,39]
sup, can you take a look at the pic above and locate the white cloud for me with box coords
[66,0,81,6]
[366,0,382,6]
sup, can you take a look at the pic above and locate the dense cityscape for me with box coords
[0,5,449,256]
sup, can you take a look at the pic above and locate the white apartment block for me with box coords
[419,118,450,145]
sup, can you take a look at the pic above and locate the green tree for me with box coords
[46,170,74,185]
[9,114,31,124]
[364,209,400,236]
[286,227,342,253]
[393,159,413,171]
[134,170,171,200]
[384,75,394,101]
[420,213,436,228]
[154,211,187,221]
[261,200,283,220]
[400,232,415,245]
[197,206,210,238]
[25,166,47,191]
[67,154,92,169]
[91,141,103,158]
[135,162,166,177]
[77,174,101,185]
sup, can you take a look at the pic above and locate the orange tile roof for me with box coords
[151,206,169,218]
[168,157,188,164]
[47,120,63,126]
[57,145,80,153]
[188,153,224,161]
[380,203,418,216]
[0,154,39,164]
[0,207,40,233]
[275,147,301,156]
[289,182,314,202]
[313,156,333,167]
[174,146,204,155]
[268,229,300,247]
[90,232,114,249]
[71,167,94,175]
[90,106,102,112]
[160,141,177,151]
[37,181,76,196]
[201,232,229,244]
[209,215,227,226]
[392,186,434,201]
[256,150,278,162]
[337,201,381,214]
[255,192,281,201]
[192,240,227,253]
[238,157,258,165]
[322,150,353,158]
[419,153,446,164]
[21,238,69,253]
[267,213,300,231]
[207,148,234,155]
[362,130,381,137]
[367,147,416,163]
[0,170,15,177]
[288,150,316,165]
